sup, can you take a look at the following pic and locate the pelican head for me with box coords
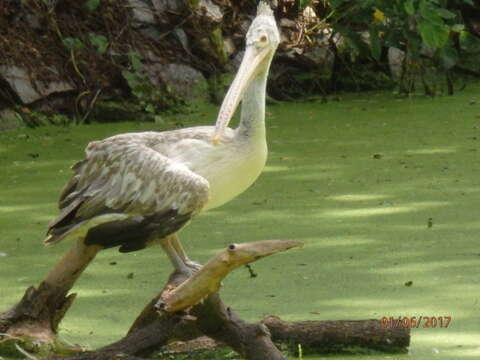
[212,1,280,144]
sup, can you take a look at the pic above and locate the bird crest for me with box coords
[257,1,273,17]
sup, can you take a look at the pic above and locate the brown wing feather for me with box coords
[45,135,209,247]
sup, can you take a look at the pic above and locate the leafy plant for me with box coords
[324,0,477,94]
[88,33,109,54]
[62,37,85,51]
[62,37,86,82]
[121,51,179,120]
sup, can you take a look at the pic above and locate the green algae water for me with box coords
[1,86,480,359]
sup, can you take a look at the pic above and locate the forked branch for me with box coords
[157,240,303,312]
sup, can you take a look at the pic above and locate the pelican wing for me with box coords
[46,138,209,252]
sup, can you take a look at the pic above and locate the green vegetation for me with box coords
[1,86,480,359]
[319,0,480,94]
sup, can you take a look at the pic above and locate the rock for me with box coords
[142,49,162,63]
[174,28,190,53]
[163,63,208,100]
[303,45,335,79]
[223,37,235,57]
[140,27,162,41]
[195,0,223,22]
[285,47,303,59]
[128,0,156,26]
[153,0,184,17]
[144,63,209,102]
[0,66,75,104]
[0,109,24,131]
[280,18,296,28]
[388,47,405,82]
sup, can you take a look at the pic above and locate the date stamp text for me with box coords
[381,316,451,329]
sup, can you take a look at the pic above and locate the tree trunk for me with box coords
[0,241,101,354]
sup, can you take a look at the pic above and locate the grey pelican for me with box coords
[45,2,280,276]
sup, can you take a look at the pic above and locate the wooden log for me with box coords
[191,294,285,360]
[53,310,410,359]
[262,316,410,354]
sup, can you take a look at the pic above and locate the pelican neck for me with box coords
[235,70,268,141]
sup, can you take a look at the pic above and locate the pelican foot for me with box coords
[185,260,202,273]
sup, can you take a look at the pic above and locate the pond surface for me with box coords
[1,86,479,359]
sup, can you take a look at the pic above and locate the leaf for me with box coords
[418,0,430,16]
[122,70,140,89]
[128,51,143,72]
[459,31,480,53]
[435,8,456,20]
[418,20,449,49]
[88,33,108,54]
[463,0,474,5]
[451,24,465,32]
[420,10,444,26]
[85,0,101,11]
[144,103,155,114]
[404,0,415,15]
[62,37,85,51]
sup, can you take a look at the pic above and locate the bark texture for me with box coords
[0,242,101,354]
[0,282,75,341]
[263,316,410,354]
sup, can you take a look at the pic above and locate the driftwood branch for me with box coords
[0,241,101,354]
[48,241,302,360]
[158,240,303,312]
[2,239,411,359]
[52,303,410,360]
[50,241,409,360]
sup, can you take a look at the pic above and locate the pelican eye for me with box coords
[228,244,236,251]
[260,35,268,43]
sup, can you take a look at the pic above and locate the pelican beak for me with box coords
[211,45,271,145]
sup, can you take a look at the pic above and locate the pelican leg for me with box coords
[160,235,192,276]
[170,234,202,272]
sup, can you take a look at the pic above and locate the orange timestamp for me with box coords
[381,316,451,329]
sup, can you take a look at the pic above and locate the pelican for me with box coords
[44,2,280,278]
